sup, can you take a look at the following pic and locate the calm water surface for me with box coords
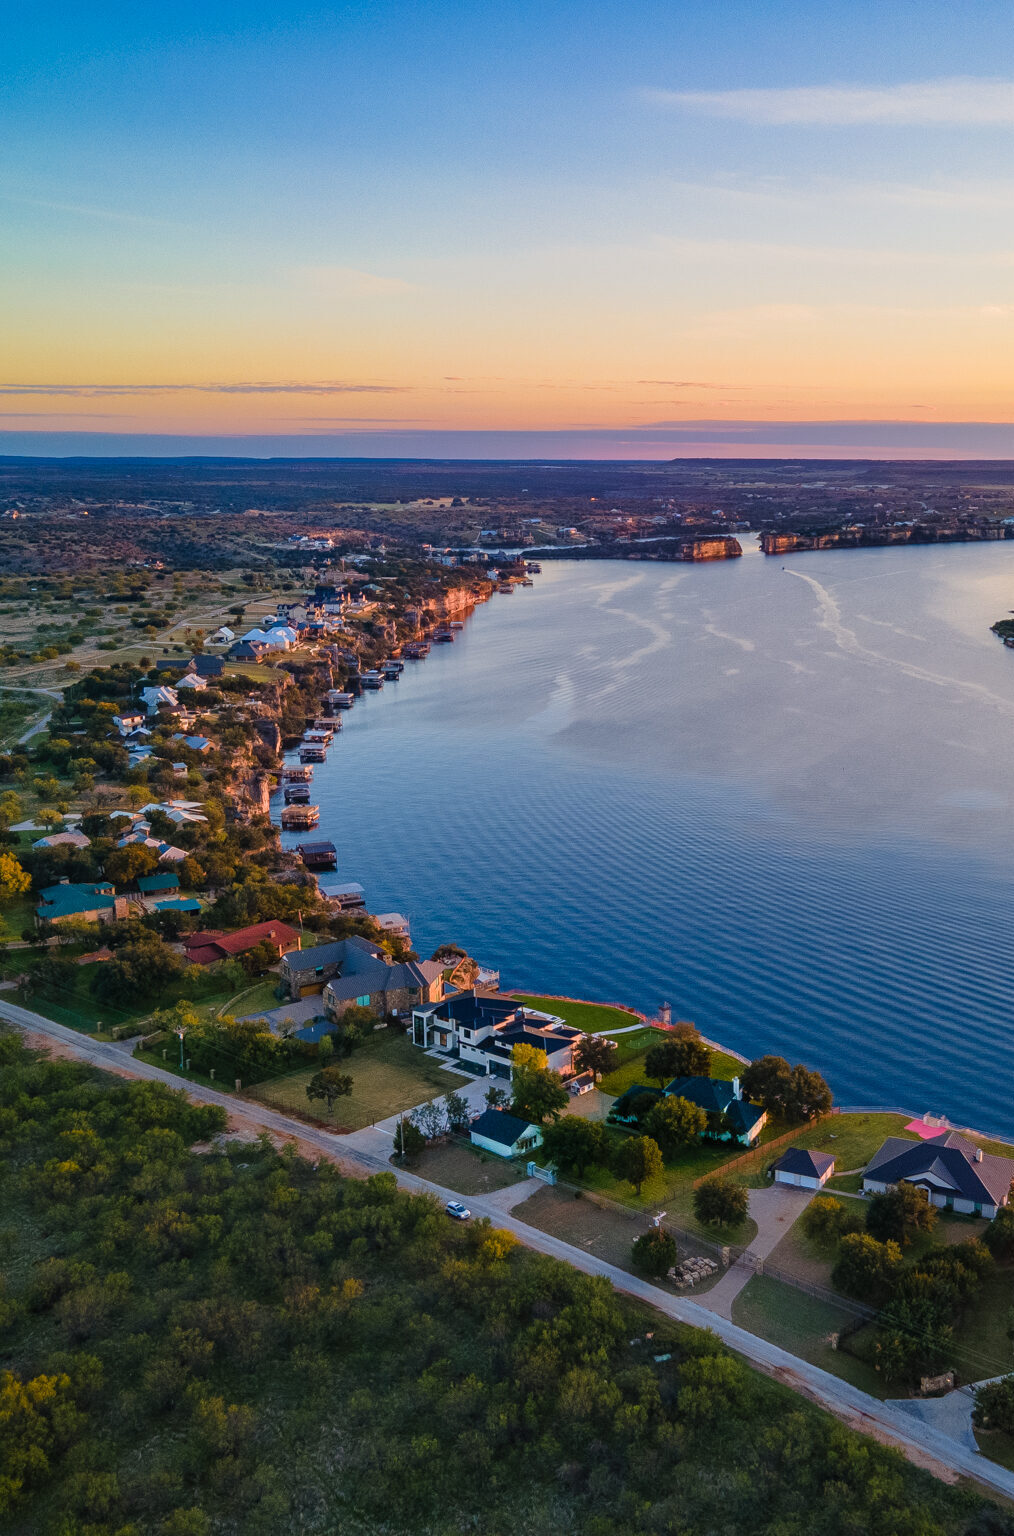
[280,541,1014,1134]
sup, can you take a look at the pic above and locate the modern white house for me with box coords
[772,1147,836,1189]
[862,1131,1014,1218]
[141,685,178,714]
[411,990,580,1079]
[470,1108,544,1160]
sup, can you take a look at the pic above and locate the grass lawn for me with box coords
[0,895,37,942]
[10,965,241,1037]
[739,1112,913,1190]
[249,1030,467,1130]
[731,1275,886,1396]
[951,1261,1014,1384]
[596,1024,745,1098]
[975,1428,1014,1474]
[409,1141,527,1196]
[221,978,281,1019]
[512,994,643,1035]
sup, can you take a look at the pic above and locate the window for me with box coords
[356,994,371,1007]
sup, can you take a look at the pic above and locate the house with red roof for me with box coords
[184,920,301,967]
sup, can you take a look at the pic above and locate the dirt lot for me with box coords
[410,1141,528,1195]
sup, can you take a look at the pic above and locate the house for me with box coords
[862,1131,1014,1219]
[189,654,224,678]
[154,897,202,914]
[184,920,301,967]
[176,673,208,691]
[172,763,188,779]
[410,990,579,1080]
[470,1108,544,1160]
[33,829,91,850]
[112,711,144,735]
[663,1076,767,1146]
[141,685,178,714]
[36,880,128,926]
[210,625,235,644]
[137,872,180,897]
[772,1147,835,1189]
[228,641,267,662]
[279,933,444,1018]
[171,734,213,754]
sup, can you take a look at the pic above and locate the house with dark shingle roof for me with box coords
[862,1131,1014,1218]
[470,1108,543,1159]
[410,989,579,1079]
[664,1075,767,1146]
[772,1147,835,1188]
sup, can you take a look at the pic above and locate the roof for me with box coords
[774,1147,835,1178]
[864,1132,1014,1207]
[155,897,202,913]
[665,1076,766,1135]
[33,830,91,849]
[37,881,116,919]
[137,872,180,893]
[419,991,521,1028]
[470,1108,540,1148]
[184,920,300,959]
[190,654,224,675]
[285,937,358,971]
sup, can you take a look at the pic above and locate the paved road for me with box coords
[5,999,1014,1499]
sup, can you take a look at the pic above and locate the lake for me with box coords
[280,539,1014,1135]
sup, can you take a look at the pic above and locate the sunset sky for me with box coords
[5,1,1014,457]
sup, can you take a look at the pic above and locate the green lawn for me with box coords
[746,1112,913,1186]
[221,978,281,1019]
[595,1024,745,1097]
[0,894,37,942]
[249,1030,467,1130]
[11,964,242,1036]
[512,993,643,1034]
[951,1262,1014,1384]
[731,1275,886,1396]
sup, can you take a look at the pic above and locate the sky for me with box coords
[3,1,1014,459]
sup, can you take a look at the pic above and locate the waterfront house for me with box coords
[184,920,301,967]
[410,990,579,1080]
[36,880,127,926]
[470,1108,544,1160]
[772,1148,835,1189]
[862,1131,1014,1218]
[279,933,444,1016]
[295,840,337,869]
[663,1076,767,1146]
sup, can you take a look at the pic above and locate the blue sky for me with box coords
[4,2,1014,456]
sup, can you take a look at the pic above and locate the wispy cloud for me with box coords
[646,77,1014,126]
[0,382,411,397]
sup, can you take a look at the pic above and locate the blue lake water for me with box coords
[280,540,1014,1135]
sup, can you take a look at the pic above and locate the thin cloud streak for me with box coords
[0,383,412,397]
[647,77,1014,126]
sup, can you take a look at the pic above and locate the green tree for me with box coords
[0,851,31,904]
[510,1043,569,1124]
[742,1055,832,1122]
[573,1033,618,1081]
[694,1176,749,1229]
[612,1135,663,1196]
[801,1194,865,1245]
[103,844,160,885]
[984,1207,1014,1261]
[484,1084,510,1111]
[866,1183,937,1246]
[305,1067,353,1118]
[974,1376,1014,1436]
[832,1232,904,1305]
[875,1296,953,1384]
[442,1090,471,1134]
[643,1095,707,1157]
[631,1226,678,1276]
[540,1117,609,1177]
[393,1118,426,1159]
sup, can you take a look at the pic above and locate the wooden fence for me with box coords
[691,1114,834,1188]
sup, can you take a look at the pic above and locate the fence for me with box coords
[691,1114,834,1188]
[739,1251,878,1321]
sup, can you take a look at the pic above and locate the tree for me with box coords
[866,1183,937,1246]
[484,1084,510,1111]
[305,1068,353,1118]
[240,939,280,977]
[984,1207,1014,1261]
[801,1194,865,1245]
[442,1090,471,1134]
[330,1004,378,1057]
[974,1376,1014,1436]
[875,1296,953,1383]
[573,1033,618,1081]
[540,1117,609,1177]
[412,1100,447,1141]
[644,1027,711,1087]
[103,844,159,885]
[612,1135,663,1196]
[741,1055,832,1122]
[832,1232,904,1305]
[694,1177,749,1229]
[0,851,30,904]
[631,1226,678,1276]
[393,1118,426,1159]
[643,1095,707,1157]
[510,1043,569,1124]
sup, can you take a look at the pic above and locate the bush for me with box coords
[631,1227,678,1276]
[694,1177,749,1229]
[801,1195,865,1245]
[832,1232,904,1305]
[866,1183,937,1246]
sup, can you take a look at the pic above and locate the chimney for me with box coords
[975,1148,984,1162]
[732,1075,741,1100]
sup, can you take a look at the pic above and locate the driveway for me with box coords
[698,1183,814,1320]
[6,1000,1014,1501]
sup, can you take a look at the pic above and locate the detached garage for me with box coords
[772,1147,835,1189]
[470,1109,543,1160]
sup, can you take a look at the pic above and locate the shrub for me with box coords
[694,1177,749,1229]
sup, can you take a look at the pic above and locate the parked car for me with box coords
[445,1201,471,1221]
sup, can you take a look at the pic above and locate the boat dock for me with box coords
[281,804,320,831]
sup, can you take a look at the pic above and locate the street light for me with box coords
[175,1024,188,1071]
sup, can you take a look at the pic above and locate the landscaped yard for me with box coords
[748,1111,912,1189]
[512,993,643,1035]
[248,1029,467,1130]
